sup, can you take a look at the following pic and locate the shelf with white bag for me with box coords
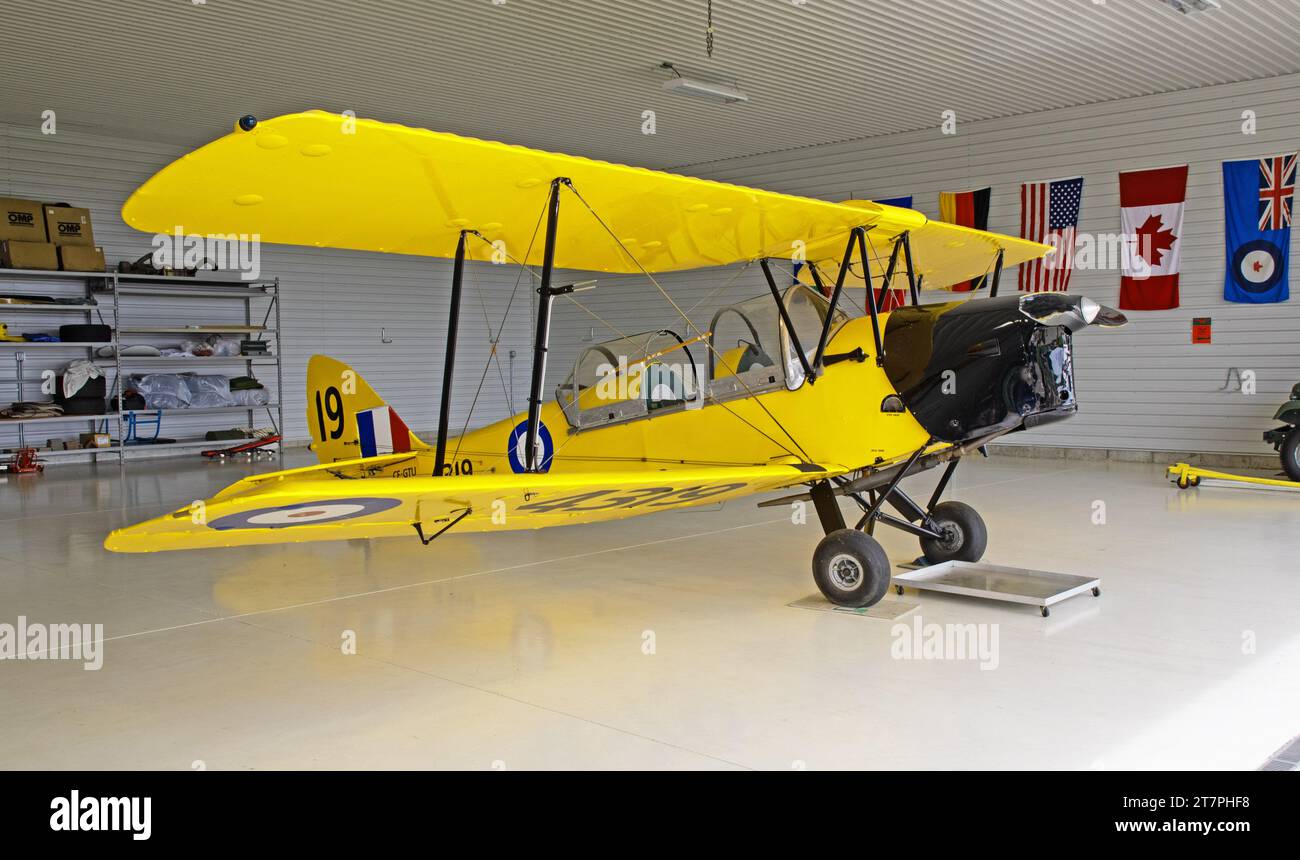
[0,267,284,469]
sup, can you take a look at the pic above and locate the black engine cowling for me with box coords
[882,294,1124,444]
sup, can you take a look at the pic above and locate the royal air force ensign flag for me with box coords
[1224,153,1295,304]
[1119,165,1188,311]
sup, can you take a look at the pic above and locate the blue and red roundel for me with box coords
[209,497,402,530]
[506,420,553,473]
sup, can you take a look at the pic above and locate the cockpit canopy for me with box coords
[557,283,848,430]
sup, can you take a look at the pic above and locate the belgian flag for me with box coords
[939,187,992,291]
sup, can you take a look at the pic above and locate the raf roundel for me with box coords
[1231,239,1284,294]
[208,497,403,530]
[506,420,553,474]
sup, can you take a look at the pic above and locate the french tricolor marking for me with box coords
[357,406,412,458]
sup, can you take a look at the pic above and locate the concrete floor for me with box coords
[1,450,1298,770]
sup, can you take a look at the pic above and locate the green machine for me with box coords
[1263,382,1300,483]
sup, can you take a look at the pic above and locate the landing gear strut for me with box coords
[807,449,987,607]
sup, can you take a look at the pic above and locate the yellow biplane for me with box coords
[105,110,1126,608]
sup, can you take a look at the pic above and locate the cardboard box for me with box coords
[44,205,94,247]
[79,432,111,449]
[0,240,59,271]
[58,244,106,272]
[0,197,47,243]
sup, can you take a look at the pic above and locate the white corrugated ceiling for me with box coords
[2,0,1298,168]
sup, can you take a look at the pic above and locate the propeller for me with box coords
[1018,294,1127,332]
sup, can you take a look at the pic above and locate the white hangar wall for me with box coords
[5,71,1297,460]
[675,73,1300,457]
[0,121,535,455]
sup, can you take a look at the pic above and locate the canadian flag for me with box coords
[1119,165,1189,311]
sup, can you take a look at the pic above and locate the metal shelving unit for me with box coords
[1,267,284,468]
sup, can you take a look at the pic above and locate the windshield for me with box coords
[558,329,702,428]
[556,283,848,429]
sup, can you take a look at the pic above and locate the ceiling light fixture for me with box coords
[658,62,749,105]
[1159,0,1221,14]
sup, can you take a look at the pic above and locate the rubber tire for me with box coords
[920,501,988,564]
[1282,427,1300,483]
[813,529,891,608]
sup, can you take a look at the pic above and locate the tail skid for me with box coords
[306,355,428,464]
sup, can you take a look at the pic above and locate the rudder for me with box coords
[306,355,427,463]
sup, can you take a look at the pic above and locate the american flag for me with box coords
[1258,153,1296,231]
[1019,176,1084,292]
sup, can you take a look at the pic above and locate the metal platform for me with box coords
[891,561,1100,617]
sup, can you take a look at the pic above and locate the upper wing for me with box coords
[104,461,838,553]
[801,200,1051,291]
[124,110,924,274]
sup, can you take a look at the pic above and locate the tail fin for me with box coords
[306,355,428,463]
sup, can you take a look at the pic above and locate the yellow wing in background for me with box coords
[121,110,1043,284]
[801,200,1051,291]
[103,461,837,553]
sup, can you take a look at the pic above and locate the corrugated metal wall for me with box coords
[682,73,1300,456]
[6,70,1298,459]
[0,122,534,454]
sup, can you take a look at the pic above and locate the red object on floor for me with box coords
[2,448,44,474]
[201,434,282,458]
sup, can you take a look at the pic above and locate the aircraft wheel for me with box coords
[813,529,891,608]
[1282,428,1300,483]
[920,501,988,564]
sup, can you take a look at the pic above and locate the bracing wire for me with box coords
[465,232,775,467]
[463,242,515,416]
[563,182,814,463]
[449,205,546,463]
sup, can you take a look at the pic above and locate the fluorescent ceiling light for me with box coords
[659,62,749,105]
[1160,0,1221,14]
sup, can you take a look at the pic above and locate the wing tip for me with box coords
[103,528,146,554]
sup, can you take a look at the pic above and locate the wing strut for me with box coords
[525,177,568,472]
[434,229,468,476]
[760,258,816,384]
[807,228,856,371]
[413,507,472,545]
[900,232,921,306]
[988,247,1006,297]
[803,226,918,374]
[877,232,906,307]
[854,227,886,366]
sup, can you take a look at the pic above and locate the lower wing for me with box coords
[104,461,838,553]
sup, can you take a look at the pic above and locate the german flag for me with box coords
[939,187,992,291]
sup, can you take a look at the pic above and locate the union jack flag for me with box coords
[1258,153,1296,231]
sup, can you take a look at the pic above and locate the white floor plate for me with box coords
[892,560,1100,613]
[788,594,920,620]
